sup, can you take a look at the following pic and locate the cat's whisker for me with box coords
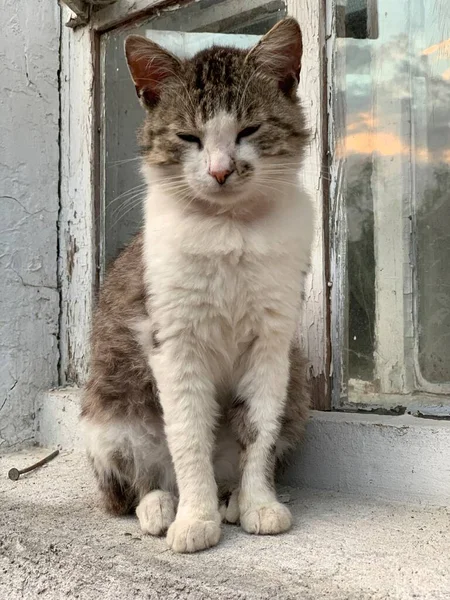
[110,192,146,221]
[261,169,332,182]
[148,175,187,185]
[262,161,331,169]
[258,177,302,190]
[254,182,286,198]
[153,181,191,191]
[180,195,198,213]
[169,189,198,213]
[110,201,144,228]
[109,187,146,205]
[108,156,142,167]
[259,170,299,176]
[267,166,332,175]
[109,196,145,229]
[262,165,332,176]
[107,184,148,207]
[155,186,193,198]
[108,197,145,221]
[109,182,193,222]
[106,178,190,213]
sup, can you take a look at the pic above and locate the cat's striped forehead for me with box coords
[187,46,253,120]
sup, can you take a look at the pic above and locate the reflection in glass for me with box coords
[333,0,450,390]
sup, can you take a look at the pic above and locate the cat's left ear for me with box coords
[247,18,302,99]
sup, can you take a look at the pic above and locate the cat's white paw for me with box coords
[219,490,240,524]
[166,518,221,553]
[240,501,292,535]
[136,490,175,536]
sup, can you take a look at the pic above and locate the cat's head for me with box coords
[125,18,307,206]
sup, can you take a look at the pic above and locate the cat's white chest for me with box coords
[145,203,309,354]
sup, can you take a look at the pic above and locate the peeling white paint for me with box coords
[94,0,175,31]
[289,0,328,406]
[0,0,60,449]
[59,9,96,385]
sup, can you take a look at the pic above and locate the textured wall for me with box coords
[0,0,60,449]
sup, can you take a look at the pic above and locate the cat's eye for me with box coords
[176,133,202,148]
[236,125,261,143]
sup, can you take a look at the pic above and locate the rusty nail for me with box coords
[8,449,60,481]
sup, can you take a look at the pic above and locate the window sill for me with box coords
[344,382,450,418]
[37,388,450,506]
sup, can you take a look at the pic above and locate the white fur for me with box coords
[83,418,240,493]
[138,111,314,551]
[82,418,176,494]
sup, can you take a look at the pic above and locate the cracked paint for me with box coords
[0,0,60,449]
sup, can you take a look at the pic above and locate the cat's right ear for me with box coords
[125,35,181,109]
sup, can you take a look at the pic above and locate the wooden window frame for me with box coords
[58,0,330,409]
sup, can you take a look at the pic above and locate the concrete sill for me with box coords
[3,448,450,600]
[37,388,450,506]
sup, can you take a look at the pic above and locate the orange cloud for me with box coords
[442,68,450,81]
[347,112,379,132]
[339,131,430,161]
[345,132,408,156]
[341,112,446,161]
[422,38,450,58]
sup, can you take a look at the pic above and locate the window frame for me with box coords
[59,0,330,408]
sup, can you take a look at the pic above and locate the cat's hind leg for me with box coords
[215,425,241,524]
[83,416,177,535]
[219,489,240,524]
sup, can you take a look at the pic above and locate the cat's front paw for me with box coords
[166,518,221,553]
[240,501,292,535]
[136,490,176,536]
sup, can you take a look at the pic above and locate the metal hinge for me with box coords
[59,0,118,29]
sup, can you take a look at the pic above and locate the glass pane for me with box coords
[334,1,377,384]
[100,0,287,269]
[332,0,450,397]
[416,10,450,383]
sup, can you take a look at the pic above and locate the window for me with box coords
[329,0,450,414]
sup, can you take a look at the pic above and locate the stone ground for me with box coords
[1,448,449,600]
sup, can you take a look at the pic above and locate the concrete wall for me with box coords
[0,0,60,449]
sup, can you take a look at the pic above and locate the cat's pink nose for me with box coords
[209,168,233,185]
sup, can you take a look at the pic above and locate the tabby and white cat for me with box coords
[81,17,314,553]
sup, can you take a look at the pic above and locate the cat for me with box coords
[81,17,314,554]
